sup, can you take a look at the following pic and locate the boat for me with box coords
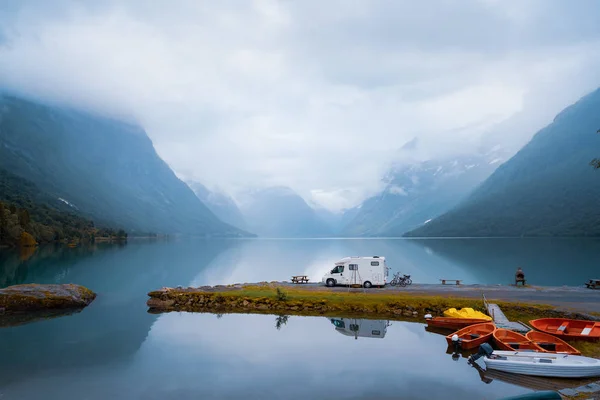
[494,328,544,352]
[529,318,600,342]
[427,317,490,331]
[484,350,600,378]
[445,322,496,350]
[526,331,581,355]
[443,307,492,321]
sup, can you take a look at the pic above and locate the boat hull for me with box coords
[484,351,600,378]
[530,318,600,342]
[494,329,545,352]
[445,322,496,350]
[526,331,581,355]
[427,317,489,331]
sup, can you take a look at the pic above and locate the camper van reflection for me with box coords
[329,318,389,339]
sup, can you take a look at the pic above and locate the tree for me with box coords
[591,129,600,169]
[18,209,30,228]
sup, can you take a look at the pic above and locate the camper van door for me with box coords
[330,264,347,285]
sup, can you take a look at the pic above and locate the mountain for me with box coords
[187,181,247,230]
[238,186,333,237]
[312,205,363,235]
[341,143,507,237]
[0,94,248,237]
[406,88,600,237]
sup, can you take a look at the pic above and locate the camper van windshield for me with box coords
[331,265,344,274]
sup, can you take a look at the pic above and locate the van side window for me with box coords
[331,265,344,274]
[371,261,379,266]
[349,264,358,270]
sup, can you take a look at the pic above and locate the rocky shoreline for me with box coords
[146,282,599,321]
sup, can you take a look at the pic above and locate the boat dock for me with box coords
[483,294,530,333]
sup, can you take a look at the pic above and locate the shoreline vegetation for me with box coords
[147,283,600,358]
[147,283,594,321]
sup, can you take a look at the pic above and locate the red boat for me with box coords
[426,317,489,331]
[445,322,496,350]
[530,318,600,342]
[526,331,581,355]
[493,328,544,352]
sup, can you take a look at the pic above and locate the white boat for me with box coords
[484,350,600,378]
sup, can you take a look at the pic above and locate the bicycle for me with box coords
[389,272,412,287]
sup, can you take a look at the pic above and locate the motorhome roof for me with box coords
[335,256,385,264]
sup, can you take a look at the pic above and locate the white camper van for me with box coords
[330,318,388,339]
[321,256,388,288]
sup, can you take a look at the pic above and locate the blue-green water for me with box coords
[0,238,598,399]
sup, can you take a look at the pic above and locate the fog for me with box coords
[1,0,600,210]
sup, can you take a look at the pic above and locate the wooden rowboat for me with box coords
[530,318,600,342]
[494,328,544,352]
[526,331,581,355]
[427,317,489,331]
[445,322,496,350]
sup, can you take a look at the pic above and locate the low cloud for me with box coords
[1,0,600,211]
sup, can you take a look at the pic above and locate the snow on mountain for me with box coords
[340,143,508,237]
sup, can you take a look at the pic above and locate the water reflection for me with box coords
[1,238,599,399]
[0,239,235,388]
[329,317,389,339]
[184,238,600,286]
[275,315,289,330]
[469,357,597,392]
[412,238,600,286]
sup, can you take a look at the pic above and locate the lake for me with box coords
[0,237,599,399]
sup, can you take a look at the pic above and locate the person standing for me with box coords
[515,267,525,285]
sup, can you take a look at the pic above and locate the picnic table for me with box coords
[439,279,462,285]
[585,279,600,289]
[291,275,309,284]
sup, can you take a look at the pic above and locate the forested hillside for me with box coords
[0,168,125,246]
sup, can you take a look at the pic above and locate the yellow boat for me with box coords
[443,307,492,321]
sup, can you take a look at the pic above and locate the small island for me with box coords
[0,283,96,312]
[146,282,598,321]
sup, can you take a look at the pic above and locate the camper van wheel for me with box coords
[326,279,335,287]
[363,281,372,289]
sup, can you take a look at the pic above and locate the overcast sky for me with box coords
[1,0,600,211]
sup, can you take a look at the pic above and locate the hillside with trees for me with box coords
[0,168,126,246]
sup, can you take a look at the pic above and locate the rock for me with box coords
[154,299,174,308]
[0,284,96,312]
[412,311,418,317]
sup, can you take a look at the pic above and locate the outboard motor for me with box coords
[450,334,463,359]
[468,343,494,363]
[451,334,462,352]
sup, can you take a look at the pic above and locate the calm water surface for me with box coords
[1,238,599,399]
